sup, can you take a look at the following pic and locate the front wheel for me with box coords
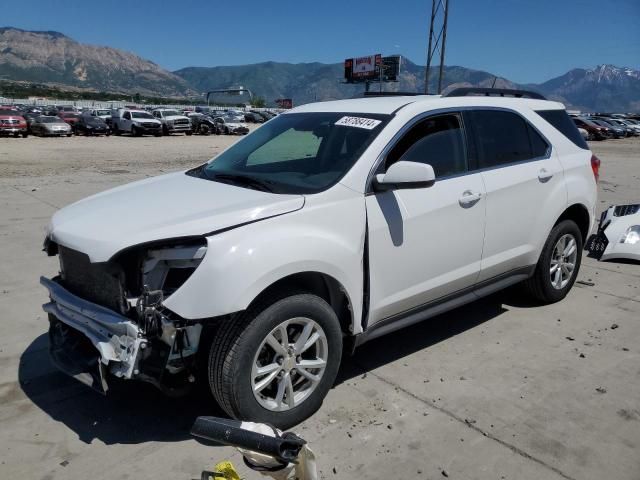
[523,220,582,303]
[208,293,342,429]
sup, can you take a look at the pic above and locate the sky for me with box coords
[2,0,639,84]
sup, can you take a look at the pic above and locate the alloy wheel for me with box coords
[550,233,578,289]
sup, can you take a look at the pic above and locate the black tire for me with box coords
[523,219,582,304]
[162,125,169,136]
[186,130,193,136]
[113,125,120,136]
[132,126,141,137]
[199,124,210,136]
[22,132,28,138]
[13,132,19,138]
[208,293,342,429]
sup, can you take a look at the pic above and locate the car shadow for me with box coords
[19,290,519,445]
[18,333,225,445]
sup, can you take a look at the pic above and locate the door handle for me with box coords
[459,190,482,208]
[538,168,553,182]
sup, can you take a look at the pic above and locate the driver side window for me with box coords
[123,112,131,120]
[385,113,467,178]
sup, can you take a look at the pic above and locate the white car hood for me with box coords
[164,115,189,121]
[48,171,305,262]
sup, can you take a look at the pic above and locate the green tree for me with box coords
[252,96,266,108]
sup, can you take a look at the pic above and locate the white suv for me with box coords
[152,108,193,135]
[41,89,598,427]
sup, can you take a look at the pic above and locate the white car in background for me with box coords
[90,108,113,124]
[41,88,597,428]
[214,115,249,135]
[111,109,162,136]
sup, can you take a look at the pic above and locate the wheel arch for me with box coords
[246,271,355,337]
[554,203,591,243]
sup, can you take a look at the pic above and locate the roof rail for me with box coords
[444,87,546,100]
[363,91,424,97]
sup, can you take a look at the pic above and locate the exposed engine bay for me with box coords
[41,238,209,395]
[586,204,640,262]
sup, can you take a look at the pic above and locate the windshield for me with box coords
[192,112,389,194]
[132,112,154,119]
[162,110,181,116]
[96,110,110,116]
[39,117,60,123]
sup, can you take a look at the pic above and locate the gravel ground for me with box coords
[0,133,639,480]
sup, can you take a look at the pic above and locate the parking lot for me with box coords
[0,134,639,479]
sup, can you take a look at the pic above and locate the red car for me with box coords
[58,112,81,127]
[572,117,609,141]
[0,109,28,138]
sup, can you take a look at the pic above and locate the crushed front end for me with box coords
[41,239,208,395]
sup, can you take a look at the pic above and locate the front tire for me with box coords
[208,293,342,429]
[523,220,582,303]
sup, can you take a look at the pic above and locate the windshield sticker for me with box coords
[335,116,382,130]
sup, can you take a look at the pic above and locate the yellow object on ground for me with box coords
[212,461,242,480]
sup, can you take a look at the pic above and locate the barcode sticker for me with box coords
[335,116,382,130]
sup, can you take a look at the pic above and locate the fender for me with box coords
[163,185,367,333]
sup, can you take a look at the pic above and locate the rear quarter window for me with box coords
[536,109,589,150]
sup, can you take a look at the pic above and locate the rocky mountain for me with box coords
[0,27,193,96]
[1,27,638,111]
[534,64,640,112]
[174,58,518,106]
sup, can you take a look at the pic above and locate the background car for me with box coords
[213,116,249,135]
[0,109,28,138]
[589,118,625,138]
[74,114,111,136]
[187,112,220,135]
[572,117,608,140]
[604,118,638,136]
[89,108,113,125]
[244,112,264,123]
[112,109,162,137]
[151,108,192,135]
[58,112,81,128]
[30,116,73,137]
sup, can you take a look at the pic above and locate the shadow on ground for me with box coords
[19,289,526,445]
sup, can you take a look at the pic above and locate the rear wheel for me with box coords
[113,125,120,136]
[22,132,28,138]
[523,220,582,303]
[208,293,342,429]
[199,124,210,136]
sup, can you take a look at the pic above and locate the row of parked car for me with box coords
[0,104,279,138]
[571,114,640,140]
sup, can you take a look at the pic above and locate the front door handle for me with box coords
[538,168,553,182]
[459,190,482,208]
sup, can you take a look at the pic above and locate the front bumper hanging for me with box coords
[40,276,145,393]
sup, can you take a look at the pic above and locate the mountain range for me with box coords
[1,27,638,112]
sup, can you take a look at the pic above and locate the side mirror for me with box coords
[373,161,436,191]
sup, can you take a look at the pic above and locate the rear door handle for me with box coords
[459,190,482,208]
[538,168,553,182]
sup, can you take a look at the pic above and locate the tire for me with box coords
[199,124,210,136]
[132,126,141,137]
[22,132,28,138]
[186,130,193,136]
[523,219,582,304]
[113,125,120,136]
[208,293,342,429]
[162,125,169,136]
[224,127,229,135]
[67,133,72,137]
[13,132,19,138]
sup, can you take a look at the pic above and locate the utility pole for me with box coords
[424,0,450,94]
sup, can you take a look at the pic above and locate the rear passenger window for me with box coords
[386,114,467,178]
[536,109,589,150]
[469,110,548,168]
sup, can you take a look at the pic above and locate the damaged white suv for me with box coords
[41,88,598,427]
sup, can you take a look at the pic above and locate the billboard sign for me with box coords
[344,54,382,82]
[275,98,293,109]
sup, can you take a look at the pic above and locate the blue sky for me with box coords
[2,0,639,83]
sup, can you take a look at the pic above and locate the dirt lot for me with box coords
[0,133,639,480]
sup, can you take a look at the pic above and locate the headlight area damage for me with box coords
[586,204,640,262]
[40,238,208,395]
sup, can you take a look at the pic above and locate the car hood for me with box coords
[44,122,70,128]
[164,115,189,121]
[132,118,161,124]
[48,171,305,262]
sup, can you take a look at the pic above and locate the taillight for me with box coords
[591,154,601,183]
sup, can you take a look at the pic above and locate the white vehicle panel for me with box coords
[47,172,304,262]
[163,184,366,326]
[366,173,486,323]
